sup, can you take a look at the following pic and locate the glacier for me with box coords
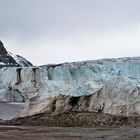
[1,57,140,117]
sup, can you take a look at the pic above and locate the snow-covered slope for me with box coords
[1,57,140,116]
[0,41,32,67]
[9,52,32,67]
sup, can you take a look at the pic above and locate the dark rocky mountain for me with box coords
[0,41,32,67]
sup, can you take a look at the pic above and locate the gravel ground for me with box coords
[0,126,140,140]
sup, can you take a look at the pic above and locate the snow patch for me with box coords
[8,52,32,67]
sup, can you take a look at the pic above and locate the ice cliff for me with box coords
[1,57,140,116]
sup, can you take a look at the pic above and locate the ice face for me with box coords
[0,57,140,99]
[1,57,140,116]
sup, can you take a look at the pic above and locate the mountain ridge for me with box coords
[0,40,32,67]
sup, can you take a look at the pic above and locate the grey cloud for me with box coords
[0,0,140,65]
[0,0,140,39]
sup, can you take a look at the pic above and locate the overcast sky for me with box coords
[0,0,140,65]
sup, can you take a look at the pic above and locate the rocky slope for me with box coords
[8,111,140,127]
[0,41,32,67]
[1,57,140,118]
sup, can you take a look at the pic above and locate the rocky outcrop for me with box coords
[0,40,32,67]
[0,41,7,55]
[1,57,140,117]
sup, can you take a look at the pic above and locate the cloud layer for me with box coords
[0,0,140,65]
